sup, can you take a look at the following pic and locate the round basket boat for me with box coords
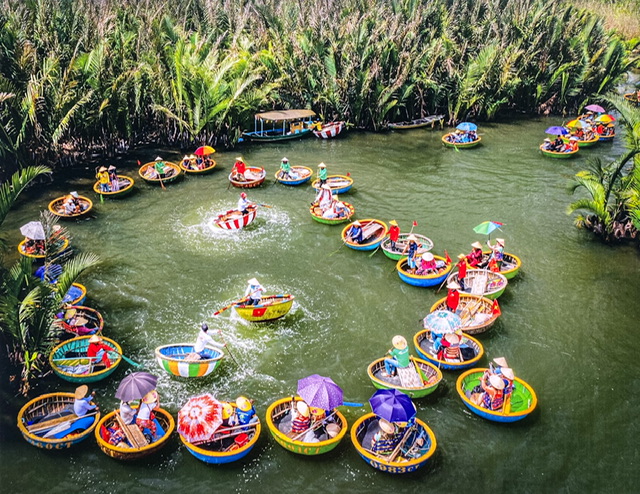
[228,167,266,188]
[53,305,104,337]
[49,335,122,383]
[596,132,615,142]
[351,413,437,474]
[539,144,579,159]
[396,256,452,287]
[62,283,87,306]
[381,233,433,261]
[456,368,537,423]
[265,397,348,456]
[367,357,442,398]
[234,294,295,322]
[212,205,258,230]
[138,162,182,184]
[562,135,599,147]
[17,392,100,449]
[341,219,388,251]
[448,269,507,299]
[413,330,484,370]
[623,93,640,106]
[180,160,216,174]
[92,175,135,197]
[48,196,93,219]
[429,294,499,335]
[180,418,261,464]
[155,343,224,378]
[311,175,354,194]
[471,252,522,279]
[95,408,175,460]
[275,166,313,185]
[18,238,70,261]
[309,202,354,225]
[442,134,481,148]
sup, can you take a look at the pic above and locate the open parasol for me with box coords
[584,104,606,113]
[20,221,45,240]
[194,146,215,156]
[115,372,158,402]
[566,119,589,129]
[456,122,477,132]
[297,374,344,410]
[545,126,568,136]
[369,389,416,423]
[423,310,462,334]
[595,114,615,124]
[178,394,223,443]
[473,221,503,236]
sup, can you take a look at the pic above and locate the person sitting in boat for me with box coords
[154,156,166,178]
[23,238,45,255]
[119,400,136,425]
[388,220,400,251]
[551,136,564,151]
[322,197,339,219]
[437,332,462,362]
[416,252,437,275]
[346,220,363,244]
[468,130,478,141]
[136,390,159,437]
[541,138,553,151]
[317,162,328,185]
[446,281,461,312]
[235,396,257,426]
[371,418,399,455]
[334,197,349,218]
[456,254,468,290]
[107,422,126,446]
[401,234,419,273]
[501,367,515,400]
[181,155,193,170]
[291,400,311,435]
[486,238,505,269]
[490,356,509,376]
[279,157,292,179]
[87,334,113,368]
[467,241,484,268]
[232,157,247,181]
[480,373,505,411]
[96,166,111,192]
[144,164,159,179]
[244,278,265,306]
[194,323,218,359]
[108,165,120,191]
[63,192,83,215]
[238,192,253,214]
[221,402,237,428]
[73,385,99,417]
[382,335,410,378]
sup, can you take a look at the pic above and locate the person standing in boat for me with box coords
[108,165,120,191]
[401,234,419,273]
[487,238,505,269]
[154,156,166,178]
[314,184,333,211]
[467,241,484,268]
[87,334,113,368]
[194,323,219,359]
[238,192,253,214]
[96,166,111,192]
[382,335,410,378]
[456,254,468,290]
[317,162,328,185]
[244,278,265,306]
[279,157,292,179]
[446,281,461,312]
[388,220,400,251]
[73,385,99,417]
[346,220,363,244]
[232,157,247,181]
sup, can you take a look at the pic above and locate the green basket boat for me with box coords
[380,233,433,261]
[442,134,481,148]
[309,202,354,224]
[367,356,442,398]
[473,252,522,279]
[49,335,122,383]
[562,135,599,148]
[539,144,578,159]
[448,269,507,299]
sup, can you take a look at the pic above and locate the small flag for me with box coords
[492,299,501,316]
[137,160,141,166]
[252,307,268,317]
[412,220,418,227]
[444,250,451,264]
[346,172,351,176]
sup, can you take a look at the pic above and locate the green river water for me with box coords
[1,115,639,493]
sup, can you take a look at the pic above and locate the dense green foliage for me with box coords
[0,0,637,171]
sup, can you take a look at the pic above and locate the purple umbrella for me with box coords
[545,126,568,136]
[584,104,605,113]
[115,372,158,402]
[297,374,344,410]
[369,389,416,423]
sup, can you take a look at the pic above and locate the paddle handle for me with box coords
[342,401,364,407]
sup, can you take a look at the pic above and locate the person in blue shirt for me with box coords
[235,396,257,426]
[346,220,363,243]
[73,385,99,416]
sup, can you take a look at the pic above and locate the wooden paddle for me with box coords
[216,328,239,366]
[212,295,252,317]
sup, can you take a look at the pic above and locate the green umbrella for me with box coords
[473,221,504,236]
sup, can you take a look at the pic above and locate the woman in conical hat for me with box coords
[388,220,400,251]
[243,278,265,306]
[467,241,484,267]
[487,238,505,269]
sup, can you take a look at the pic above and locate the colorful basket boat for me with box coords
[539,144,579,159]
[53,305,104,337]
[341,219,388,251]
[95,408,175,460]
[313,121,345,139]
[351,413,437,474]
[265,397,348,455]
[396,256,452,287]
[275,166,313,185]
[228,167,266,188]
[155,343,224,378]
[92,175,135,197]
[180,160,216,174]
[413,330,484,370]
[448,269,507,299]
[380,233,433,261]
[596,132,615,142]
[562,135,599,147]
[442,134,481,148]
[367,357,442,398]
[17,392,100,449]
[311,175,354,194]
[139,162,182,184]
[472,252,522,279]
[234,294,295,322]
[62,283,87,306]
[429,294,499,335]
[456,368,538,423]
[180,419,261,464]
[212,205,258,230]
[18,238,70,261]
[623,93,640,106]
[49,335,122,383]
[309,202,354,224]
[48,195,93,219]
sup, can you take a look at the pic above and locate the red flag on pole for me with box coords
[137,160,141,166]
[492,299,501,316]
[346,172,351,176]
[412,220,418,227]
[444,250,451,264]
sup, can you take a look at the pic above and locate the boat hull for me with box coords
[265,397,347,455]
[388,115,444,130]
[213,206,257,230]
[311,175,353,194]
[442,134,481,148]
[275,166,313,185]
[242,128,313,141]
[341,219,388,251]
[48,196,93,219]
[623,93,639,106]
[18,238,70,261]
[180,161,216,174]
[367,357,442,398]
[309,202,354,224]
[381,234,433,261]
[50,335,122,383]
[539,145,578,159]
[351,414,437,474]
[180,420,261,464]
[313,121,345,138]
[562,136,599,147]
[456,369,537,422]
[448,269,507,299]
[413,330,484,370]
[595,133,615,142]
[234,294,294,322]
[63,283,87,306]
[396,256,452,287]
[93,175,135,197]
[470,252,521,279]
[53,305,104,336]
[428,295,499,335]
[228,167,266,188]
[139,162,182,184]
[155,343,224,377]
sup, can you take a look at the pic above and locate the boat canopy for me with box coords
[255,109,316,122]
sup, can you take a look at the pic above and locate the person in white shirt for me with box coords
[244,278,265,306]
[194,323,217,359]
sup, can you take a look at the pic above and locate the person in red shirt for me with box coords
[388,220,400,251]
[466,242,483,269]
[87,335,112,368]
[456,254,469,291]
[232,157,247,181]
[446,281,461,312]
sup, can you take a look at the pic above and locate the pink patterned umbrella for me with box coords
[178,394,223,443]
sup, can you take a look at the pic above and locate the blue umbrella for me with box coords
[423,310,462,334]
[369,389,416,423]
[545,126,568,136]
[456,122,477,132]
